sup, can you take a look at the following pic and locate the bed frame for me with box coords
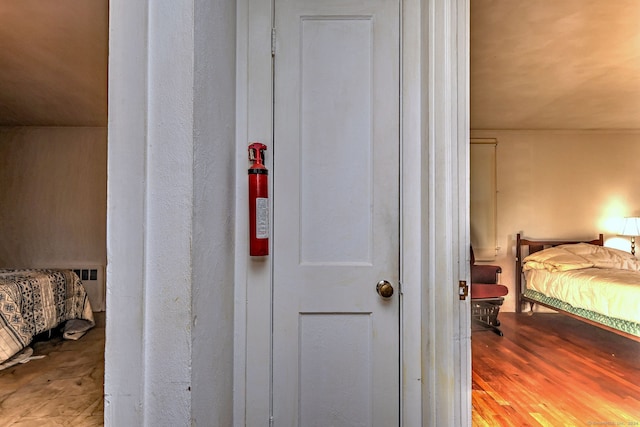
[516,233,603,315]
[514,233,640,342]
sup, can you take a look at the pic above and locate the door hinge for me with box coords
[458,280,468,300]
[271,28,276,56]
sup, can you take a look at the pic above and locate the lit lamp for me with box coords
[618,217,640,256]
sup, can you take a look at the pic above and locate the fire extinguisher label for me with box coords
[256,197,269,239]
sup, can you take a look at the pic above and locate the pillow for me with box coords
[562,243,640,271]
[523,245,593,272]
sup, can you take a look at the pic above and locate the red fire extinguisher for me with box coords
[248,143,269,256]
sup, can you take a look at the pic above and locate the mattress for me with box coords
[524,267,640,324]
[522,243,640,325]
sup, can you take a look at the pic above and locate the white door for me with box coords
[272,0,400,424]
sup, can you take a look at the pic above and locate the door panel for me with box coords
[299,313,372,425]
[273,0,399,424]
[299,17,373,265]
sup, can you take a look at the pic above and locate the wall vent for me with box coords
[63,265,105,312]
[73,268,98,282]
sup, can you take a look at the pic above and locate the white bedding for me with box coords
[523,243,640,324]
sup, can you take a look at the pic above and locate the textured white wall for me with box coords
[191,0,236,424]
[106,0,235,425]
[0,126,107,267]
[105,1,148,424]
[471,129,640,312]
[142,0,195,422]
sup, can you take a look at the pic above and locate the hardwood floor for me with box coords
[1,311,638,426]
[0,312,104,426]
[473,312,640,426]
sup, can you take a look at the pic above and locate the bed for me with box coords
[0,269,95,367]
[516,233,640,342]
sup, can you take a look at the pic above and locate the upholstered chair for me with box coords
[470,247,508,336]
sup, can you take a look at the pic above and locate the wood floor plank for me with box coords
[473,313,640,426]
[0,313,105,426]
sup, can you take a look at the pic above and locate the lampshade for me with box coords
[619,217,640,237]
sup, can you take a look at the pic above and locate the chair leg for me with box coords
[472,317,504,336]
[471,298,505,336]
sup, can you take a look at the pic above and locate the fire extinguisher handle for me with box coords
[248,142,267,167]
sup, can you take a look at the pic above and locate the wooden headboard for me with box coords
[515,233,604,313]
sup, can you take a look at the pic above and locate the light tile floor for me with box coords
[0,313,105,426]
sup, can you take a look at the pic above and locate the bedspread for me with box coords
[523,244,640,324]
[0,269,94,365]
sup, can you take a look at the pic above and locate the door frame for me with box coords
[234,0,470,425]
[105,0,468,424]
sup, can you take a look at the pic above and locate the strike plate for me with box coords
[459,280,469,300]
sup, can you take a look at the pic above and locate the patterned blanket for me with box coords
[0,269,94,365]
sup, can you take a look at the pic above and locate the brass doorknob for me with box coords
[376,280,394,298]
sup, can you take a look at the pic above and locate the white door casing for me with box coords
[272,0,400,425]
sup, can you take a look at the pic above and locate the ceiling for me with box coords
[0,2,638,130]
[0,1,108,127]
[471,0,640,130]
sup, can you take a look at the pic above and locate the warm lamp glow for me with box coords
[618,217,640,255]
